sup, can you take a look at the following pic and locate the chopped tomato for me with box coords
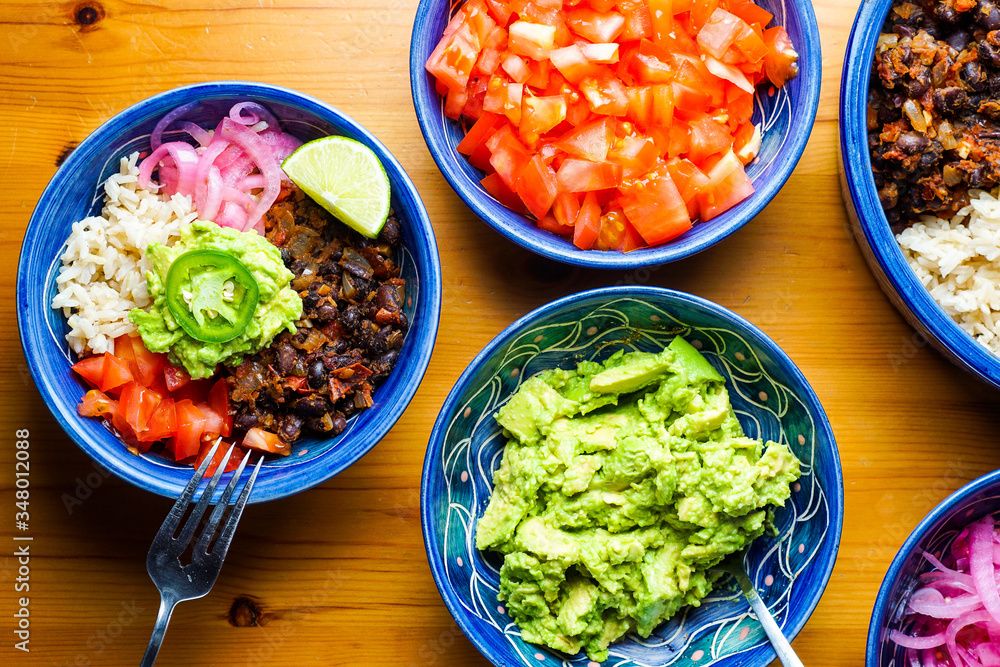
[72,355,109,389]
[130,341,165,387]
[209,379,233,438]
[78,389,115,418]
[426,0,797,249]
[762,26,798,87]
[243,428,291,456]
[517,154,560,219]
[196,441,249,476]
[565,7,626,42]
[556,158,622,192]
[163,362,191,392]
[119,381,162,435]
[554,116,615,162]
[171,399,207,461]
[573,191,602,250]
[141,398,178,443]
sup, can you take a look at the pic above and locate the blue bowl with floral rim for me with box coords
[840,0,1000,389]
[17,81,442,503]
[421,286,842,667]
[409,0,822,269]
[867,470,1000,666]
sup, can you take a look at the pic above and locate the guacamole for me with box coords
[130,220,302,378]
[475,337,801,661]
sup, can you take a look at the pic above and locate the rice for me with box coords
[50,152,197,356]
[897,189,1000,357]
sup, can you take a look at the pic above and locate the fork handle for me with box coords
[140,595,178,667]
[744,586,805,667]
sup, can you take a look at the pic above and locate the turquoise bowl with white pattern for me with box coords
[421,286,842,667]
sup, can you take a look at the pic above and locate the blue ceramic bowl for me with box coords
[410,1,822,269]
[867,471,1000,666]
[17,81,442,503]
[840,0,1000,389]
[422,286,842,667]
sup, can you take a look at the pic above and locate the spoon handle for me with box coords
[743,585,804,667]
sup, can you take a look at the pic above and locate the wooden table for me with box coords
[2,0,999,664]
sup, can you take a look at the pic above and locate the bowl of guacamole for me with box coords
[421,286,843,667]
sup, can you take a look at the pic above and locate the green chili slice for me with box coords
[165,249,260,343]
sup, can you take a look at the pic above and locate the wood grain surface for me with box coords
[1,0,999,665]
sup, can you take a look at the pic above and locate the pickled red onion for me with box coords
[891,516,1000,666]
[230,101,279,131]
[218,118,281,232]
[151,101,199,151]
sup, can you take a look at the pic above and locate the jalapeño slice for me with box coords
[165,249,260,343]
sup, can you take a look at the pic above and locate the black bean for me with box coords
[306,414,335,433]
[318,261,339,276]
[303,292,320,310]
[946,29,971,51]
[378,217,401,246]
[963,61,988,92]
[234,412,259,431]
[376,283,401,313]
[980,39,1000,67]
[937,4,961,24]
[307,359,327,389]
[377,350,399,373]
[280,249,293,266]
[908,76,929,97]
[894,23,916,38]
[315,303,338,322]
[275,342,296,375]
[278,414,303,442]
[896,131,930,154]
[933,87,969,115]
[341,306,361,331]
[293,395,331,417]
[970,167,986,187]
[978,0,1000,29]
[330,414,347,435]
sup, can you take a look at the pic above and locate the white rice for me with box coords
[50,152,197,356]
[897,189,1000,357]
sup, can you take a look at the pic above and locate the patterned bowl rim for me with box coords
[866,468,1000,665]
[839,0,1000,387]
[17,80,443,503]
[421,285,844,666]
[408,0,823,269]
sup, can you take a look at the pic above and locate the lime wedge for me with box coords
[281,136,391,238]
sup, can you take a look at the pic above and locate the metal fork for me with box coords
[140,439,264,666]
[712,554,805,667]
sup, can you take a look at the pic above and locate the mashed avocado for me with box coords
[130,220,301,378]
[476,337,801,661]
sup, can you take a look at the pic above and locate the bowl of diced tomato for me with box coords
[410,0,821,268]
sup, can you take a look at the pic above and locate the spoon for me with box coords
[712,555,805,667]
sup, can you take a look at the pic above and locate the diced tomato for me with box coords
[618,217,647,251]
[209,379,233,438]
[579,76,629,116]
[620,166,692,244]
[458,112,504,171]
[705,55,753,93]
[481,173,527,212]
[689,0,719,31]
[119,381,162,435]
[113,335,138,377]
[129,340,166,388]
[688,115,733,164]
[762,26,798,87]
[78,389,115,418]
[525,58,552,89]
[485,0,513,25]
[732,22,769,63]
[565,7,625,42]
[171,399,207,461]
[728,0,773,29]
[651,84,674,130]
[647,0,673,47]
[549,45,605,84]
[553,191,582,228]
[554,116,615,162]
[163,362,191,392]
[697,9,746,59]
[196,441,249,476]
[502,53,530,82]
[618,0,654,41]
[141,398,178,443]
[537,213,574,235]
[517,154,559,219]
[666,156,711,216]
[726,83,755,124]
[71,355,107,388]
[170,378,212,404]
[426,20,482,93]
[556,158,622,192]
[609,134,660,177]
[666,120,691,158]
[589,0,619,11]
[573,191,602,250]
[100,354,134,393]
[696,149,755,219]
[733,122,762,163]
[521,96,568,146]
[508,20,556,60]
[580,43,620,64]
[488,123,532,190]
[243,428,291,456]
